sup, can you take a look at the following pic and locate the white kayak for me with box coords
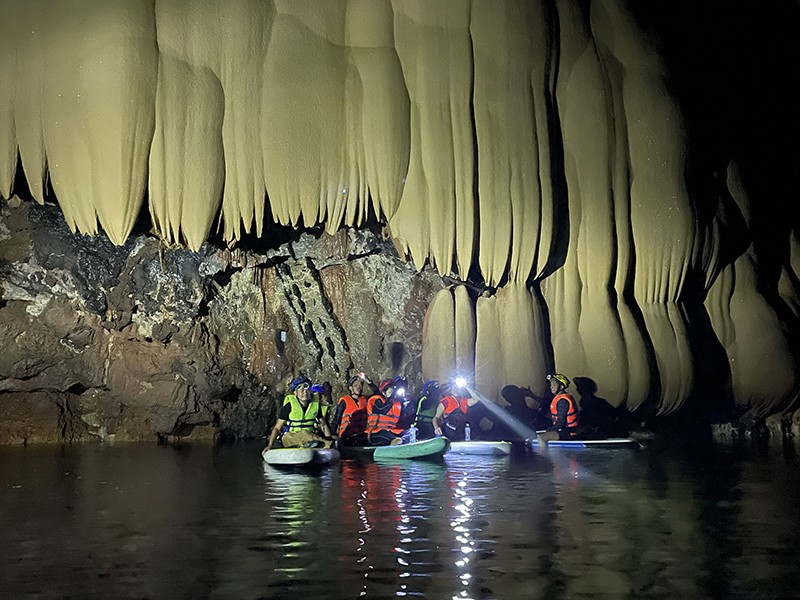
[528,437,642,449]
[262,447,341,466]
[448,441,512,456]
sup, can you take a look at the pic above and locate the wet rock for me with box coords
[0,201,443,445]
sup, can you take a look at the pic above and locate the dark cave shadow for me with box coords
[390,341,405,374]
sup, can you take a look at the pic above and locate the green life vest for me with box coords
[415,395,437,425]
[284,395,321,432]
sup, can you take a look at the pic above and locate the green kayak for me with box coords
[373,436,449,461]
[339,437,450,461]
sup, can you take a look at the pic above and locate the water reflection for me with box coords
[341,460,453,598]
[1,441,800,599]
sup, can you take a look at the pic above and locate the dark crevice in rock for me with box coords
[219,386,241,404]
[346,248,382,262]
[211,267,242,287]
[309,260,351,356]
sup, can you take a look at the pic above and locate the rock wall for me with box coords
[0,200,441,444]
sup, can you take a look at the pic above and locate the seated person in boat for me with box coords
[265,376,333,450]
[573,377,629,439]
[537,373,580,445]
[365,377,408,446]
[395,377,419,432]
[491,384,550,440]
[432,379,479,441]
[329,373,370,446]
[413,380,441,439]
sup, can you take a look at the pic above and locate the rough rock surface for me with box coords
[0,201,442,444]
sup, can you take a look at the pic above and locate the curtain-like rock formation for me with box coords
[1,0,798,425]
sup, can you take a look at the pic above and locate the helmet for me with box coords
[547,373,570,389]
[309,384,325,394]
[379,379,394,393]
[290,376,312,392]
[422,380,440,396]
[347,375,360,387]
[392,376,408,398]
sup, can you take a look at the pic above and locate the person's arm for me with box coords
[266,419,287,450]
[312,401,332,437]
[548,399,568,431]
[329,399,345,435]
[522,387,545,410]
[322,383,334,425]
[317,414,332,437]
[432,403,446,436]
[360,374,379,396]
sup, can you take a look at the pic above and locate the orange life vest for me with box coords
[337,394,367,437]
[550,393,579,434]
[366,394,403,434]
[440,395,470,419]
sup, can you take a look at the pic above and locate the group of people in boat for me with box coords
[265,370,590,451]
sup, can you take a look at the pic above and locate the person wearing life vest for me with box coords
[396,376,418,431]
[265,376,333,450]
[499,384,550,436]
[536,373,579,447]
[329,373,370,446]
[414,380,441,439]
[365,377,406,446]
[432,378,479,441]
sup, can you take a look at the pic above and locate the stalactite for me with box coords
[0,0,17,198]
[597,0,697,413]
[452,285,475,378]
[41,0,156,244]
[471,0,554,286]
[705,161,800,413]
[12,0,47,203]
[387,0,474,277]
[149,0,223,250]
[216,0,272,242]
[421,287,456,383]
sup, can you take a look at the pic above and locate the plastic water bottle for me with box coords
[409,427,417,443]
[464,423,471,441]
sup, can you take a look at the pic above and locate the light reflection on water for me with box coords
[1,441,799,599]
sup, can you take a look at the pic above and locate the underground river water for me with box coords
[1,439,799,599]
